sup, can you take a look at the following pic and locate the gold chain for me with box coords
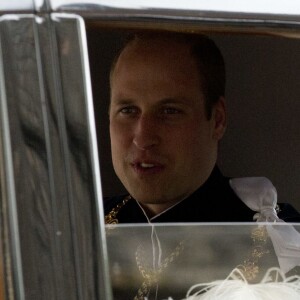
[105,195,131,224]
[237,226,270,281]
[105,195,184,299]
[134,241,184,300]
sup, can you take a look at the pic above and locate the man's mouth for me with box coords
[131,161,164,174]
[140,163,155,168]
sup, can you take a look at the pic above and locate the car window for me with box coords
[86,26,300,211]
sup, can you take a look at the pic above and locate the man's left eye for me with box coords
[163,107,181,114]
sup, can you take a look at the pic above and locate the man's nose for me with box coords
[133,115,160,150]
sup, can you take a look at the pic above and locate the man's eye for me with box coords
[163,107,181,114]
[120,107,137,114]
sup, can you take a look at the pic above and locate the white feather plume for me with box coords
[183,267,300,300]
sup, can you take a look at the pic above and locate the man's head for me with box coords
[109,32,227,216]
[110,32,226,119]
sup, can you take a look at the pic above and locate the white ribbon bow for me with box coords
[230,177,300,274]
[230,177,280,222]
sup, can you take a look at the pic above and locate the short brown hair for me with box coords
[110,31,225,119]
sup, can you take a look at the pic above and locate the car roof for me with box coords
[1,0,300,20]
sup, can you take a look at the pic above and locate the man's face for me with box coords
[109,38,226,214]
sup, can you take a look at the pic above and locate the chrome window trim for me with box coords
[0,12,112,299]
[49,0,300,16]
[36,0,300,36]
[47,0,300,23]
[0,15,26,300]
[51,12,113,300]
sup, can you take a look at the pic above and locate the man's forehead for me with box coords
[113,45,200,89]
[122,36,192,57]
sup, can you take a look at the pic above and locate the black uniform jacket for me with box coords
[104,167,300,223]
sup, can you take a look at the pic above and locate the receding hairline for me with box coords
[110,32,209,84]
[109,31,226,119]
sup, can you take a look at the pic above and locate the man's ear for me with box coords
[212,96,227,140]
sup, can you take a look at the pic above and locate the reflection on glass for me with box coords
[106,224,300,300]
[0,235,5,300]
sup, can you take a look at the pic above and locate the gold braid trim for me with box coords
[134,241,184,300]
[105,195,131,224]
[237,226,270,281]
